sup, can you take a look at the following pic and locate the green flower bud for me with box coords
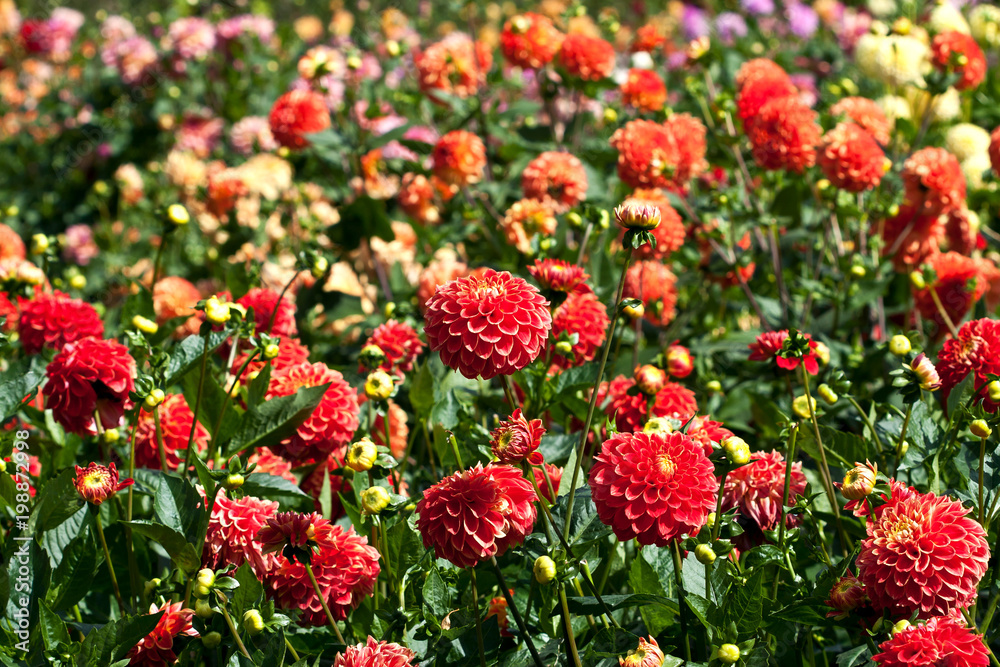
[533,555,557,584]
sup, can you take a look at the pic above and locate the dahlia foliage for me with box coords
[9,2,1000,666]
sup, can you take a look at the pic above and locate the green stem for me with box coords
[671,541,692,663]
[490,557,544,667]
[153,408,168,471]
[470,568,487,667]
[893,403,913,476]
[563,247,634,542]
[284,637,300,662]
[448,433,464,470]
[305,561,346,644]
[215,591,252,659]
[773,424,799,599]
[981,436,988,526]
[210,349,260,462]
[183,333,212,475]
[558,584,583,667]
[846,396,883,451]
[95,513,126,612]
[499,374,519,413]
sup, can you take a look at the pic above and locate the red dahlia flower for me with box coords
[490,408,545,464]
[817,122,889,192]
[44,338,136,435]
[415,32,492,100]
[558,32,615,81]
[134,393,208,471]
[486,594,511,636]
[620,68,667,112]
[619,190,686,260]
[237,287,298,339]
[415,463,537,568]
[748,330,820,374]
[722,449,806,534]
[601,375,698,433]
[830,97,892,146]
[203,493,279,577]
[432,130,487,187]
[825,573,869,618]
[126,601,198,667]
[945,208,979,256]
[902,147,966,217]
[913,252,988,333]
[620,636,666,667]
[398,173,443,225]
[257,510,337,564]
[333,637,417,667]
[153,276,202,338]
[268,90,331,150]
[528,258,589,294]
[879,204,945,270]
[631,24,666,53]
[521,151,588,213]
[499,13,563,70]
[265,362,359,463]
[364,319,424,377]
[610,120,676,190]
[265,525,380,625]
[857,487,989,618]
[423,268,551,380]
[735,58,793,94]
[746,96,821,173]
[931,30,987,91]
[873,615,989,666]
[687,415,735,456]
[622,260,678,327]
[500,198,557,254]
[736,71,798,123]
[937,318,1000,409]
[18,291,104,355]
[590,431,718,546]
[74,462,134,506]
[550,285,608,369]
[533,462,563,502]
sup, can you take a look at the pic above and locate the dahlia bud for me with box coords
[827,573,867,614]
[716,644,741,664]
[971,419,992,438]
[909,270,926,290]
[359,344,387,370]
[706,512,717,529]
[143,388,165,411]
[722,436,751,465]
[621,301,644,320]
[817,384,838,405]
[69,275,87,290]
[793,394,816,419]
[566,211,583,228]
[634,364,667,395]
[694,544,716,565]
[205,297,231,324]
[889,335,911,356]
[841,461,877,500]
[386,40,401,57]
[144,578,161,597]
[74,462,134,506]
[813,341,830,366]
[706,380,722,393]
[603,108,618,124]
[614,201,661,231]
[167,203,190,225]
[311,256,329,279]
[194,583,212,598]
[533,555,557,584]
[898,440,909,457]
[850,264,866,278]
[911,353,941,391]
[384,302,396,318]
[30,234,49,254]
[891,619,911,636]
[0,460,5,473]
[555,340,574,355]
[686,35,711,60]
[892,16,912,34]
[202,630,222,647]
[346,54,362,70]
[643,417,674,434]
[195,599,214,619]
[224,473,244,490]
[346,437,378,472]
[103,428,120,444]
[263,343,280,360]
[364,370,394,401]
[665,344,693,378]
[197,568,216,589]
[988,380,1000,402]
[362,486,391,515]
[132,315,159,335]
[243,609,265,635]
[816,179,831,191]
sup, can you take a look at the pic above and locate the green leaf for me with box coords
[39,600,71,650]
[123,520,201,574]
[133,469,204,541]
[232,562,264,617]
[550,486,613,547]
[181,365,241,448]
[0,355,46,422]
[77,611,163,666]
[423,567,451,621]
[46,529,100,610]
[409,362,434,418]
[386,514,425,576]
[242,473,314,511]
[565,593,678,616]
[947,371,976,418]
[712,567,765,638]
[627,550,674,636]
[836,645,873,667]
[163,329,231,386]
[798,425,870,470]
[226,383,329,456]
[28,468,82,534]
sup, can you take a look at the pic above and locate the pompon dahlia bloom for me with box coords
[265,362,360,462]
[520,151,588,213]
[722,450,806,543]
[590,431,717,546]
[134,394,208,471]
[748,330,820,375]
[931,31,987,91]
[937,319,1000,407]
[880,204,946,270]
[601,375,698,433]
[687,415,735,456]
[857,488,989,618]
[268,90,331,150]
[500,198,557,253]
[558,32,615,81]
[631,24,666,53]
[258,511,336,563]
[499,13,563,70]
[74,462,134,505]
[621,68,668,112]
[913,252,988,332]
[620,636,666,667]
[902,148,967,217]
[611,120,683,190]
[0,223,25,262]
[415,32,492,99]
[333,637,417,667]
[415,464,537,568]
[234,336,310,378]
[736,70,798,123]
[203,493,279,577]
[18,291,104,355]
[528,258,588,294]
[364,320,424,377]
[817,122,889,192]
[491,409,545,465]
[735,58,792,91]
[551,285,609,368]
[265,525,380,625]
[154,276,201,337]
[238,287,298,339]
[829,96,892,146]
[873,615,989,666]
[126,601,197,667]
[44,338,136,435]
[398,173,443,225]
[623,260,678,327]
[423,268,552,380]
[664,113,709,184]
[431,130,487,187]
[618,191,686,260]
[746,96,821,173]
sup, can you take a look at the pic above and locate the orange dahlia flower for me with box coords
[499,13,563,69]
[817,122,889,192]
[521,151,588,213]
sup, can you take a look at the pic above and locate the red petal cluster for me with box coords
[365,319,424,376]
[499,13,563,70]
[237,287,298,339]
[936,318,1000,409]
[528,258,589,293]
[74,462,134,505]
[18,291,104,355]
[735,59,796,119]
[490,408,545,464]
[601,375,698,433]
[747,329,820,374]
[423,268,551,380]
[415,32,492,100]
[931,30,987,90]
[521,151,588,213]
[431,130,487,187]
[746,95,821,173]
[550,285,609,369]
[610,116,708,190]
[817,122,888,192]
[265,362,360,462]
[620,68,667,112]
[258,510,336,558]
[857,487,989,618]
[153,276,202,338]
[623,260,678,327]
[829,96,892,146]
[902,147,966,217]
[589,431,718,546]
[912,252,988,333]
[134,393,208,471]
[879,204,945,270]
[44,338,136,435]
[558,32,615,81]
[268,89,331,150]
[873,615,989,666]
[126,601,198,667]
[333,636,417,667]
[722,450,806,534]
[203,493,279,577]
[415,463,537,568]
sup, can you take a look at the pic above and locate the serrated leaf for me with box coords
[28,468,82,534]
[39,600,70,649]
[241,472,313,511]
[232,562,264,617]
[133,469,204,540]
[0,355,46,422]
[46,529,99,610]
[76,611,163,666]
[226,383,329,456]
[163,329,232,386]
[123,520,201,574]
